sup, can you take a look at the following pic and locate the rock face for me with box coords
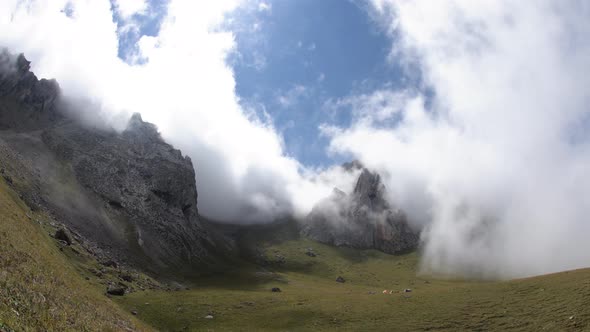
[302,167,419,254]
[0,51,61,130]
[0,51,214,273]
[40,114,214,271]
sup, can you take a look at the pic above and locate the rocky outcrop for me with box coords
[302,167,419,254]
[0,51,214,274]
[0,51,61,130]
[40,114,214,271]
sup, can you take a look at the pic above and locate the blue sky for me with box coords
[111,0,407,167]
[227,0,406,167]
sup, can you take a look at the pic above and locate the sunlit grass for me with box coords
[0,179,152,331]
[117,238,590,331]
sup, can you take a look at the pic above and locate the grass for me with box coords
[0,178,152,331]
[116,239,590,331]
[1,169,590,331]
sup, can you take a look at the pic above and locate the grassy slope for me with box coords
[0,178,152,331]
[1,166,590,331]
[117,239,590,331]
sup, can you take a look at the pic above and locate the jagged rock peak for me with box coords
[0,50,61,130]
[302,166,419,255]
[354,169,382,196]
[125,112,159,136]
[342,159,364,171]
[0,50,60,101]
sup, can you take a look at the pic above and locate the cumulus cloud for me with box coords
[325,0,590,277]
[0,0,358,223]
[113,0,148,19]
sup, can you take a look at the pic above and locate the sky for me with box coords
[2,0,590,278]
[107,0,408,167]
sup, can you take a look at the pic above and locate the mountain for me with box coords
[301,166,419,254]
[0,51,215,275]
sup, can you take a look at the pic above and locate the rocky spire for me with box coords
[302,165,420,254]
[0,50,61,129]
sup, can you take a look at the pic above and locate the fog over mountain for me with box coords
[326,1,590,278]
[3,0,590,278]
[0,0,360,223]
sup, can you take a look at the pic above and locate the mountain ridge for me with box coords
[0,51,216,275]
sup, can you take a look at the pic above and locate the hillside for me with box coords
[1,51,590,332]
[115,238,590,331]
[3,160,590,331]
[0,51,218,276]
[0,176,151,331]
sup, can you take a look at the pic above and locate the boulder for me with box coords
[106,284,126,296]
[54,228,72,245]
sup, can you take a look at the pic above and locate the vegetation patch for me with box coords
[0,178,151,331]
[116,239,590,331]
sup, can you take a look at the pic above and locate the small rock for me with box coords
[336,276,345,283]
[102,260,118,269]
[205,315,214,319]
[120,273,134,282]
[274,254,286,264]
[54,228,72,245]
[271,287,281,293]
[106,284,126,296]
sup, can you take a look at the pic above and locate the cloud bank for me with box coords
[324,0,590,277]
[3,0,590,278]
[0,0,358,223]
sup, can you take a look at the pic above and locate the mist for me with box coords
[3,0,590,278]
[0,0,359,223]
[325,0,590,278]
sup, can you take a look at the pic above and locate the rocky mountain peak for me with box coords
[0,51,61,130]
[0,50,215,274]
[302,165,419,254]
[342,159,363,172]
[126,112,157,135]
[353,168,388,210]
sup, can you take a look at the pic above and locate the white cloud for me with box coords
[258,2,271,12]
[277,84,308,108]
[325,0,590,277]
[324,89,412,124]
[0,0,358,223]
[113,0,148,19]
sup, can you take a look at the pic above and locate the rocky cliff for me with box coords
[301,166,419,254]
[0,51,214,274]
